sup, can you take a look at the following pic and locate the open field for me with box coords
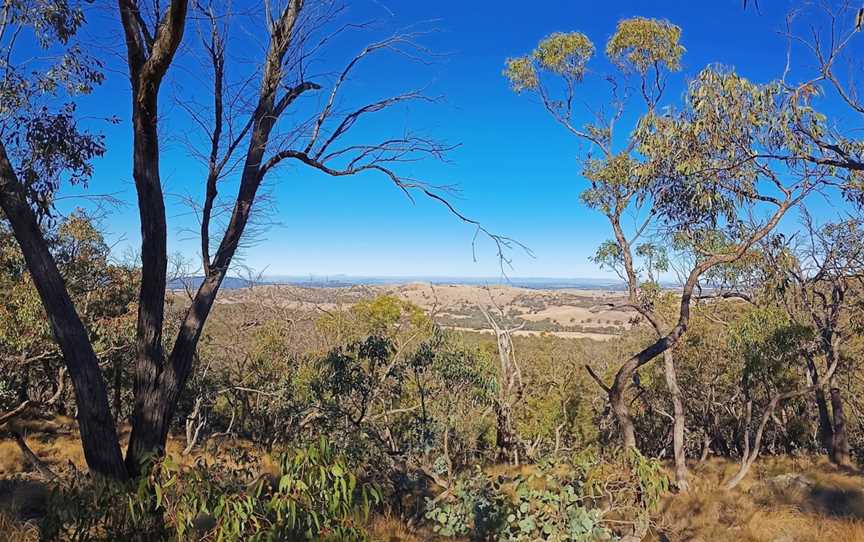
[203,282,635,339]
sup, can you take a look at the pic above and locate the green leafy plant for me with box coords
[426,449,667,541]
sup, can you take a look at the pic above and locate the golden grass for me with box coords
[367,513,427,542]
[654,456,864,542]
[0,511,38,542]
[3,419,864,541]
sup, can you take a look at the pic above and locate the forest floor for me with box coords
[2,416,864,541]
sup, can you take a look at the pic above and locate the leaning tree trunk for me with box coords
[609,384,638,449]
[830,387,852,467]
[0,144,128,480]
[663,350,689,491]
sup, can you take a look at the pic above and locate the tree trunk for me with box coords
[0,144,128,480]
[807,358,834,453]
[815,387,834,452]
[830,387,852,467]
[663,350,689,491]
[118,0,189,476]
[609,384,637,449]
[726,387,811,489]
[123,82,169,476]
[495,403,517,463]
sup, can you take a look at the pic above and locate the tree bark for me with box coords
[806,358,834,453]
[117,0,189,475]
[663,350,689,491]
[0,144,127,480]
[830,387,852,467]
[815,387,834,451]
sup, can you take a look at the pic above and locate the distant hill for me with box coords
[168,275,661,291]
[167,276,264,291]
[262,275,629,291]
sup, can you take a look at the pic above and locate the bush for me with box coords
[425,448,667,541]
[41,438,381,541]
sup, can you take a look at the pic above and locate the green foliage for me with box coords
[503,32,593,93]
[730,307,813,395]
[605,17,684,74]
[426,449,667,541]
[532,32,594,77]
[0,211,136,411]
[40,476,151,542]
[636,67,825,233]
[42,440,380,541]
[350,295,429,336]
[1,1,108,215]
[503,57,538,93]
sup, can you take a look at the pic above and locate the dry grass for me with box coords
[367,513,435,542]
[4,420,864,541]
[654,456,864,542]
[0,510,38,542]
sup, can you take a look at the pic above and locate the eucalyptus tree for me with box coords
[506,20,832,483]
[0,0,132,478]
[504,17,692,488]
[0,0,507,479]
[620,67,831,450]
[760,216,864,466]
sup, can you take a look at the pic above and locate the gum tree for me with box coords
[760,215,864,466]
[0,0,131,478]
[1,0,510,479]
[503,17,694,488]
[506,20,831,489]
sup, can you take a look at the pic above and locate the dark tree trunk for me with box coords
[807,358,834,453]
[0,144,128,480]
[124,87,169,475]
[495,403,518,463]
[815,387,834,452]
[118,0,189,476]
[830,387,852,467]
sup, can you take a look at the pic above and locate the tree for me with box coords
[0,0,130,479]
[504,17,693,487]
[723,307,816,488]
[1,0,509,479]
[478,303,524,463]
[602,66,829,454]
[760,215,864,466]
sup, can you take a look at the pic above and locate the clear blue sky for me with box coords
[56,0,853,279]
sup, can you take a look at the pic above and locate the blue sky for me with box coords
[56,0,854,279]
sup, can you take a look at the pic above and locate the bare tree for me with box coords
[478,302,524,464]
[1,0,514,479]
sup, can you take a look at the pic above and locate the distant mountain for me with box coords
[167,276,264,290]
[168,275,630,291]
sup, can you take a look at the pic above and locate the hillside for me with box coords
[207,282,635,340]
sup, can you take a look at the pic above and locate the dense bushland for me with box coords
[4,0,864,540]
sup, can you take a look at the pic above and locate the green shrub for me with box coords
[426,449,667,541]
[41,438,380,541]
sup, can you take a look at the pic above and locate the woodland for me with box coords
[4,0,864,540]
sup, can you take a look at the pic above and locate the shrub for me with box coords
[425,448,667,541]
[41,438,380,541]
